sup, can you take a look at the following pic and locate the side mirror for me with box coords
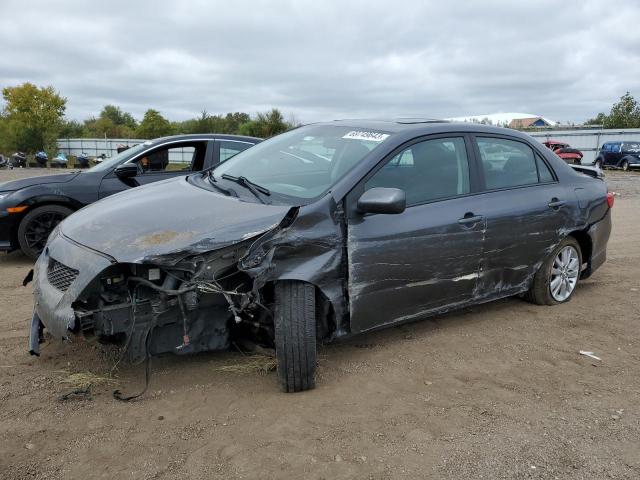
[114,163,138,179]
[357,187,406,215]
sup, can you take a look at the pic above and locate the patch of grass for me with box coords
[213,355,277,375]
[56,370,117,389]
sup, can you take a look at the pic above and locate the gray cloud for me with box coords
[1,0,638,124]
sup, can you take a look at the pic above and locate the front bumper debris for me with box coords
[30,232,113,351]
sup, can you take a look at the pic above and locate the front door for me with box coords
[98,140,211,199]
[604,143,622,167]
[346,136,484,333]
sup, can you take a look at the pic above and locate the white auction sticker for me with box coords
[342,131,390,142]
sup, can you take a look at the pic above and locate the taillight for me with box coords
[607,192,615,208]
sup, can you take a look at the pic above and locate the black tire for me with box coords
[621,160,629,171]
[17,205,73,260]
[274,281,317,392]
[524,237,582,306]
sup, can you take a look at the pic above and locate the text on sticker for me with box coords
[342,131,390,142]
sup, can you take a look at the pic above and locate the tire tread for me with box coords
[274,281,316,392]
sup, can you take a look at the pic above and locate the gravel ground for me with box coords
[0,168,639,479]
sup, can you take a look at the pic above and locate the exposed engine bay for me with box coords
[71,243,273,363]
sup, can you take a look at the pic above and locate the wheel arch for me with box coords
[261,278,338,342]
[567,229,592,278]
[12,197,80,252]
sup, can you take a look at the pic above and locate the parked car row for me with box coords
[14,120,612,393]
[540,139,640,171]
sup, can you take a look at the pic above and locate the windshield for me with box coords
[87,143,149,172]
[212,124,392,199]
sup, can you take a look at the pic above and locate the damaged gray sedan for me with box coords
[29,120,612,392]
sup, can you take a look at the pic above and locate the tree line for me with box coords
[0,82,297,155]
[584,92,640,129]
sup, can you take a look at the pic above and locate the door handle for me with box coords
[458,214,484,225]
[548,198,566,209]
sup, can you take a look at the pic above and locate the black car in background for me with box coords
[593,141,640,170]
[0,134,260,258]
[30,120,612,393]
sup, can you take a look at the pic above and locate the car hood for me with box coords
[0,171,81,191]
[60,177,291,264]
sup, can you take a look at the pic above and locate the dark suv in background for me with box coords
[594,141,640,170]
[0,134,260,258]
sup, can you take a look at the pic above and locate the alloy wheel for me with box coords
[549,245,580,302]
[23,211,65,254]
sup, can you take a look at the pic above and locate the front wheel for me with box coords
[274,281,317,392]
[622,160,629,171]
[525,237,582,305]
[17,205,73,260]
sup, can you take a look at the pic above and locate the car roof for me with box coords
[311,118,530,138]
[149,133,262,144]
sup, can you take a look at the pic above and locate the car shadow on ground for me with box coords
[0,250,34,268]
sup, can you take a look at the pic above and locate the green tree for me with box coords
[239,108,292,138]
[59,119,85,138]
[136,109,173,138]
[100,104,137,129]
[584,112,607,126]
[0,113,11,154]
[605,92,640,128]
[223,112,251,133]
[2,82,66,153]
[83,116,136,138]
[585,92,640,128]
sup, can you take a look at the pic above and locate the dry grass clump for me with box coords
[56,370,117,389]
[213,355,277,375]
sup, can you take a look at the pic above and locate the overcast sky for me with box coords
[1,0,638,124]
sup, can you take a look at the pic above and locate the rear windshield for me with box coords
[622,142,640,153]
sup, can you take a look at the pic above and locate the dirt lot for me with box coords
[1,168,639,479]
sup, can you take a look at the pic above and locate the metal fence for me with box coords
[527,128,640,164]
[56,138,147,159]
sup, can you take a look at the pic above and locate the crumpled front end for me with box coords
[30,236,261,363]
[29,194,347,363]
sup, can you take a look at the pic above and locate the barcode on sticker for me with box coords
[342,131,390,142]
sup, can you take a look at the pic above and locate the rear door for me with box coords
[98,140,213,198]
[471,135,572,297]
[346,135,485,333]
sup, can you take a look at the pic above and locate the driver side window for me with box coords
[365,137,471,206]
[136,142,207,173]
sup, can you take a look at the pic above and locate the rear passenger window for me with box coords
[476,138,539,189]
[536,155,554,182]
[219,141,252,162]
[365,137,470,206]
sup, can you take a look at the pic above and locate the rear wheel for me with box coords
[17,205,72,260]
[274,281,317,392]
[525,237,582,305]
